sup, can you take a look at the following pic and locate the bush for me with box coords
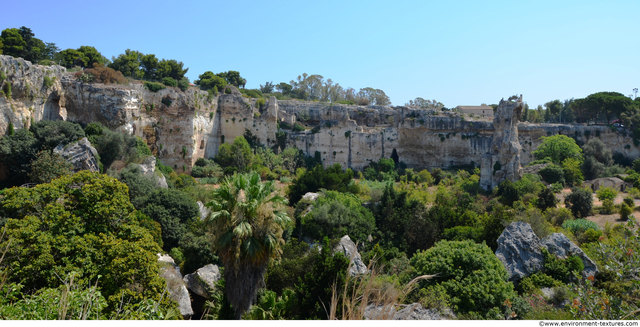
[578,228,603,244]
[28,151,72,184]
[292,122,305,132]
[619,204,633,221]
[545,207,573,227]
[287,163,355,205]
[410,240,516,317]
[518,272,563,294]
[564,188,593,218]
[539,164,565,185]
[537,186,559,211]
[562,218,600,234]
[177,77,189,91]
[161,96,172,107]
[162,77,177,87]
[43,75,53,89]
[144,81,166,92]
[542,248,584,283]
[83,63,126,84]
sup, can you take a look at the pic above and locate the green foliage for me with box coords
[162,77,177,87]
[287,163,356,205]
[43,75,53,89]
[177,77,189,91]
[3,81,11,99]
[539,164,565,185]
[137,188,199,251]
[135,136,152,156]
[620,203,633,221]
[30,120,85,150]
[144,81,166,92]
[301,191,375,244]
[0,128,38,187]
[0,171,166,312]
[6,122,14,135]
[195,71,227,91]
[542,248,584,284]
[28,150,72,184]
[565,188,593,218]
[216,70,245,87]
[562,158,583,187]
[295,237,349,320]
[596,186,618,202]
[410,240,516,317]
[518,272,563,295]
[89,125,140,169]
[292,122,305,132]
[265,239,316,297]
[214,136,253,173]
[537,186,559,211]
[562,218,600,234]
[497,180,520,206]
[244,289,296,320]
[534,135,583,165]
[191,159,223,178]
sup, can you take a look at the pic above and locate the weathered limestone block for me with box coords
[333,235,367,276]
[541,233,599,278]
[495,222,544,282]
[481,95,524,190]
[129,156,168,188]
[364,303,456,320]
[53,137,100,172]
[158,254,193,318]
[197,201,211,220]
[183,264,222,299]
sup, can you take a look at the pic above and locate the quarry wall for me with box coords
[1,55,638,176]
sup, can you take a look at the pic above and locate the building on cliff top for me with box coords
[456,105,494,117]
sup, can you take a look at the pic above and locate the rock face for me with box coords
[496,222,599,281]
[197,201,211,220]
[3,55,639,177]
[53,137,100,172]
[480,95,524,190]
[495,222,544,282]
[333,235,368,276]
[157,254,193,318]
[541,233,599,278]
[363,303,456,320]
[129,156,168,188]
[183,264,222,299]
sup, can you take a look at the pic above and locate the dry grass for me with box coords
[328,253,435,320]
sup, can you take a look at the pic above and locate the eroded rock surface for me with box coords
[541,233,599,278]
[53,137,100,172]
[495,222,544,282]
[157,254,193,318]
[333,235,367,276]
[364,303,456,320]
[129,156,168,188]
[183,264,222,299]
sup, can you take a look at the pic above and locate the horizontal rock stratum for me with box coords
[1,55,637,175]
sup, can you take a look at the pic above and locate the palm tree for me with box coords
[205,172,291,319]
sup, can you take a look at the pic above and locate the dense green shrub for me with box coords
[497,180,520,206]
[301,191,375,244]
[443,226,483,243]
[144,81,166,92]
[539,164,565,185]
[287,163,356,205]
[562,218,599,234]
[117,164,156,207]
[542,248,584,283]
[533,135,583,165]
[410,240,516,317]
[162,77,177,87]
[292,122,305,132]
[177,77,190,91]
[215,136,254,172]
[537,186,559,211]
[28,151,72,184]
[30,120,86,150]
[564,188,593,218]
[518,272,564,294]
[43,75,53,89]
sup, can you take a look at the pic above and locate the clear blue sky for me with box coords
[3,0,638,108]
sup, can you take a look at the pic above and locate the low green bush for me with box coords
[163,77,177,87]
[144,81,166,92]
[562,218,599,234]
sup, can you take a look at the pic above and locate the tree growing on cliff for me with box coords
[205,172,291,319]
[217,71,244,88]
[0,28,26,58]
[195,71,227,91]
[533,135,583,165]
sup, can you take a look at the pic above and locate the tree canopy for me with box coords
[533,135,583,165]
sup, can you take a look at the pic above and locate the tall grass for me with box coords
[328,252,435,320]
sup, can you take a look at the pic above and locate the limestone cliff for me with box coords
[1,55,639,177]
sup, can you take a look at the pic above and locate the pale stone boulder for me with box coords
[130,156,168,188]
[364,303,456,320]
[495,222,544,282]
[183,264,222,299]
[157,254,193,318]
[53,137,100,173]
[333,235,367,276]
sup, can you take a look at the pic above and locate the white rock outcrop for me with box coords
[157,254,193,318]
[53,137,100,172]
[182,264,222,299]
[334,235,368,276]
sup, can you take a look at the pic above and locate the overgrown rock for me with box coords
[197,201,211,220]
[333,235,367,276]
[53,137,100,173]
[130,156,168,188]
[495,221,544,282]
[183,264,222,299]
[157,254,193,319]
[541,233,599,278]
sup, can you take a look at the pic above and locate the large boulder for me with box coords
[495,221,544,282]
[364,303,455,320]
[183,264,222,299]
[541,233,599,278]
[53,137,100,173]
[157,254,193,319]
[333,235,367,276]
[130,156,168,188]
